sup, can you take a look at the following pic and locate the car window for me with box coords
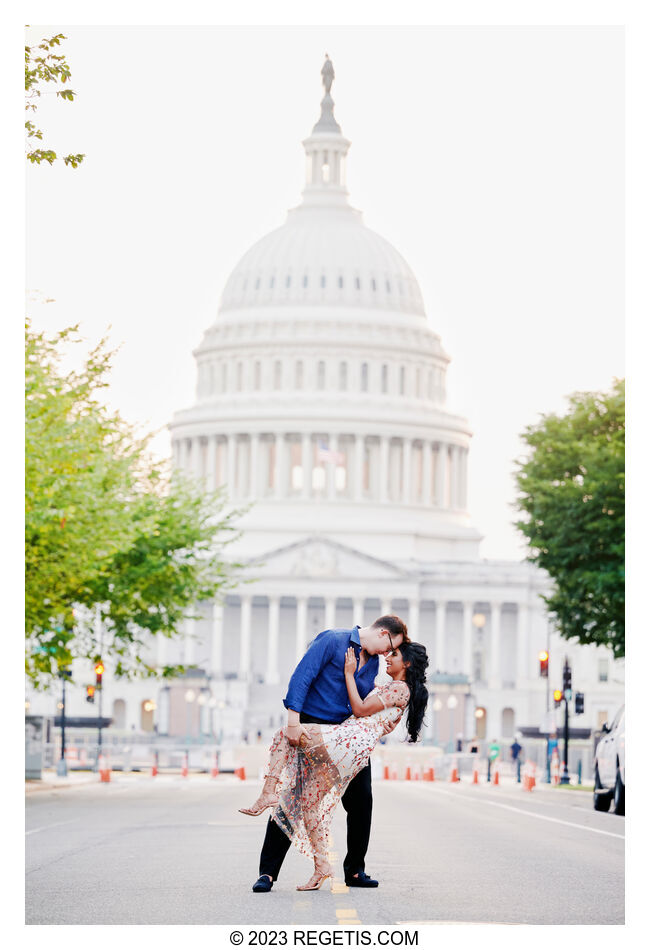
[610,706,624,731]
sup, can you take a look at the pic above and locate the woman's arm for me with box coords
[343,647,385,717]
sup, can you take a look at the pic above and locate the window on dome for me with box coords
[286,275,291,288]
[322,151,329,183]
[274,360,282,390]
[416,367,421,397]
[386,280,391,293]
[222,364,227,391]
[254,361,261,390]
[295,360,303,388]
[237,362,243,391]
[269,276,275,289]
[303,274,308,288]
[371,278,377,292]
[361,363,368,392]
[320,275,326,289]
[399,366,405,395]
[317,361,326,390]
[255,277,261,290]
[355,277,361,290]
[338,276,344,289]
[339,362,348,391]
[381,364,388,394]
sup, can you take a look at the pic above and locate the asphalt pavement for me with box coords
[25,771,624,925]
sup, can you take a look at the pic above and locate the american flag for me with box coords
[317,442,345,465]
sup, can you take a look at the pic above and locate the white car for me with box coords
[593,704,625,815]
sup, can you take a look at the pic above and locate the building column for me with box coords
[408,599,420,641]
[353,597,365,627]
[462,601,473,677]
[249,433,260,499]
[183,617,196,667]
[266,596,280,684]
[295,596,308,661]
[327,435,337,500]
[516,603,529,686]
[211,601,224,676]
[301,433,312,498]
[192,438,204,482]
[227,434,237,497]
[489,602,502,688]
[325,596,336,630]
[179,437,190,475]
[354,435,365,501]
[460,448,468,510]
[379,436,389,503]
[206,435,218,491]
[434,600,446,672]
[274,433,285,498]
[239,595,252,679]
[435,442,447,508]
[402,438,412,505]
[449,445,459,509]
[381,598,391,617]
[422,440,433,506]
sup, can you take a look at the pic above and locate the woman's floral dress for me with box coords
[268,681,410,859]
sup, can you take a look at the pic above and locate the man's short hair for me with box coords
[372,615,410,644]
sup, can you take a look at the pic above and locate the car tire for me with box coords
[613,765,625,816]
[594,765,612,812]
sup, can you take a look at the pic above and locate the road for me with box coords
[26,772,624,925]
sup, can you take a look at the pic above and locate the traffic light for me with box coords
[85,685,95,704]
[553,689,563,708]
[575,692,584,715]
[538,650,549,678]
[563,662,572,692]
[94,660,104,688]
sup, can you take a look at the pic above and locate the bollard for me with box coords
[181,751,189,778]
[516,759,521,783]
[487,759,491,783]
[151,749,159,778]
[577,759,582,785]
[211,750,219,779]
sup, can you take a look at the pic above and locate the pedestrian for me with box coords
[243,616,425,893]
[487,738,500,781]
[468,736,479,755]
[510,737,522,763]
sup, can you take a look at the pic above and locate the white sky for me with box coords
[25,24,624,561]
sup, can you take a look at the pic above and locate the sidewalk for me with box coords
[25,769,247,794]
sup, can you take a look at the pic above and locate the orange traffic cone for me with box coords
[449,757,459,782]
[234,762,247,781]
[492,758,500,786]
[529,761,537,790]
[383,764,390,780]
[414,766,421,781]
[181,751,189,778]
[98,753,111,783]
[210,751,219,779]
[405,764,412,781]
[472,759,479,784]
[151,750,158,778]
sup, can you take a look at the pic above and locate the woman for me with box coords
[239,640,429,890]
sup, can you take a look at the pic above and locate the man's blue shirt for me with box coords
[283,626,379,723]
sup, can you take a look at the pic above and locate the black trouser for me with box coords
[258,714,373,881]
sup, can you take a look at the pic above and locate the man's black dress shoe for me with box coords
[252,874,274,892]
[344,871,378,888]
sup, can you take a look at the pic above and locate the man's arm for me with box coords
[283,632,334,746]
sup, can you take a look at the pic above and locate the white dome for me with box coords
[219,204,426,317]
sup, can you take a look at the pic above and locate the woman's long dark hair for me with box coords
[399,642,429,742]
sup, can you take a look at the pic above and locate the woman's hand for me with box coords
[344,646,358,676]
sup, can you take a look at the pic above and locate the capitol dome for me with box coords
[218,205,427,318]
[171,55,481,564]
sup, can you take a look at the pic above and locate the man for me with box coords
[252,615,409,893]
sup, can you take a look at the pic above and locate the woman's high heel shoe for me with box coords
[296,862,333,891]
[238,792,279,816]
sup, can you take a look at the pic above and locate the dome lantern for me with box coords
[301,55,351,208]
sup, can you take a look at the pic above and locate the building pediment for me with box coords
[248,536,408,581]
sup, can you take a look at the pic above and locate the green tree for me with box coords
[25,31,85,167]
[514,379,624,658]
[26,322,244,686]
